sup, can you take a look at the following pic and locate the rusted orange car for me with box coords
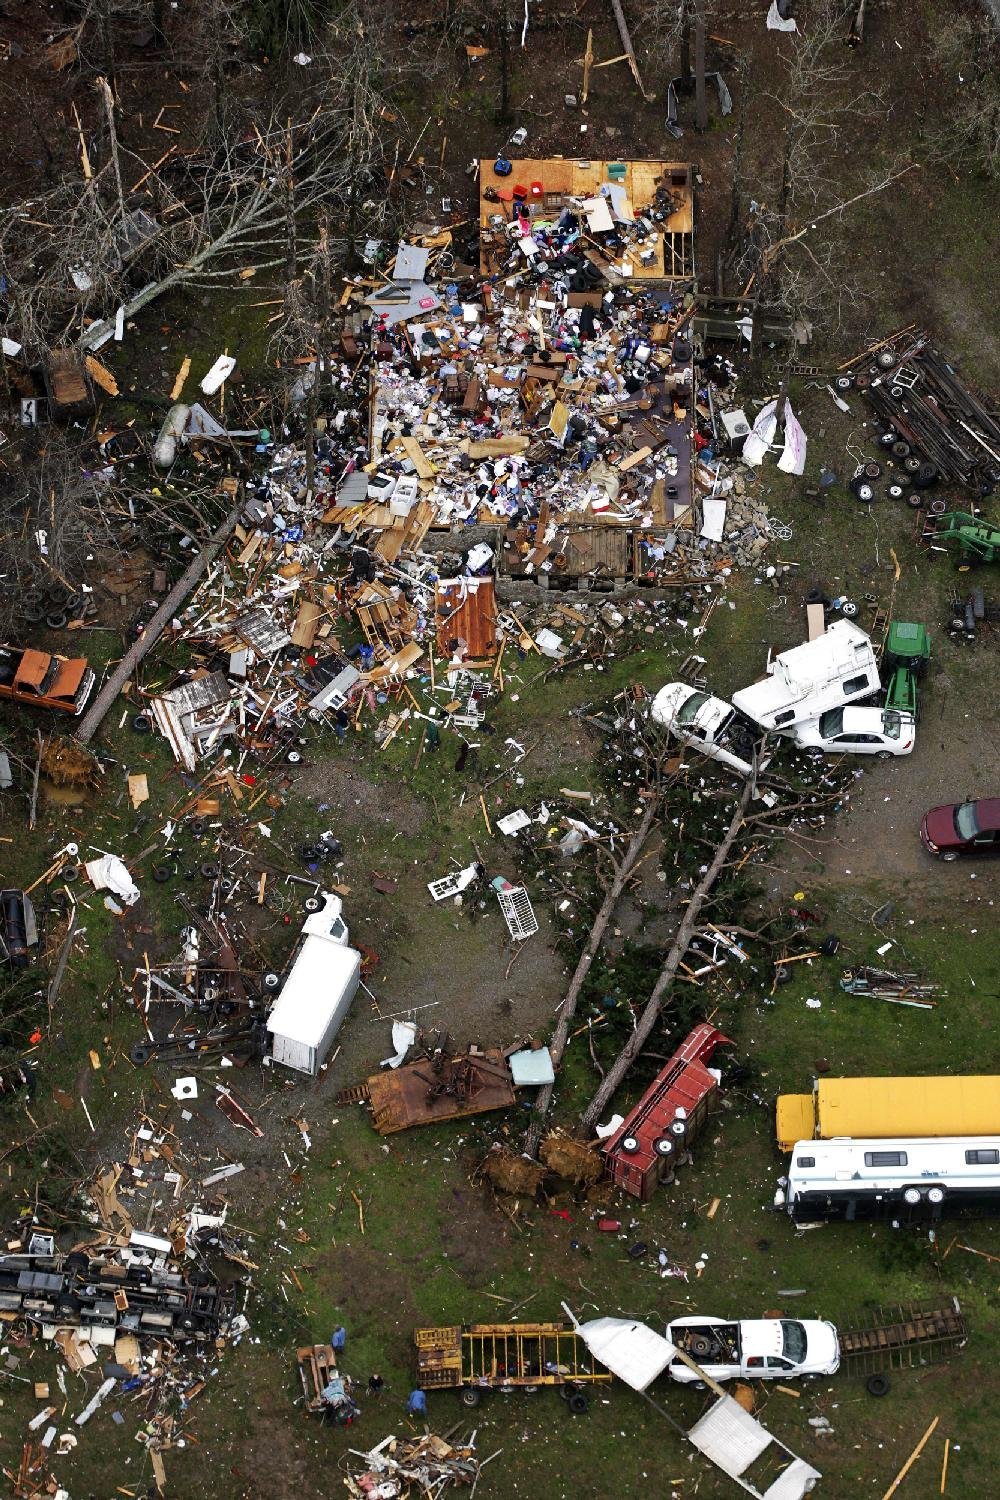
[0,648,96,715]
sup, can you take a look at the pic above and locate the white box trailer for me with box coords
[732,619,879,732]
[266,895,362,1076]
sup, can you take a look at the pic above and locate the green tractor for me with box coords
[883,620,930,721]
[927,511,1000,571]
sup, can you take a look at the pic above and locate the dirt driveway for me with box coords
[763,644,1000,898]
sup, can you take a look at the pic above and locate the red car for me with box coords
[920,799,1000,860]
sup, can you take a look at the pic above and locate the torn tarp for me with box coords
[85,855,140,907]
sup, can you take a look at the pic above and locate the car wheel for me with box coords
[940,850,959,862]
[891,441,911,460]
[568,1392,589,1415]
[875,751,894,761]
[460,1387,481,1408]
[866,1373,891,1397]
[914,462,938,488]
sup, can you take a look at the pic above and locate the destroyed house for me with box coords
[602,1023,732,1200]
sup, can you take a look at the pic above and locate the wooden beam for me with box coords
[881,1418,940,1499]
[581,28,594,104]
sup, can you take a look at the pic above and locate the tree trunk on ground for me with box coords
[724,55,750,259]
[577,777,754,1137]
[497,0,513,124]
[694,4,708,131]
[523,795,661,1159]
[680,3,692,83]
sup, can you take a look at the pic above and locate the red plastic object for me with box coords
[512,183,528,200]
[597,1219,622,1232]
[550,1208,572,1221]
[529,180,544,198]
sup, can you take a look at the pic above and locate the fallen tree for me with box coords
[577,774,755,1137]
[523,792,661,1159]
[75,501,242,745]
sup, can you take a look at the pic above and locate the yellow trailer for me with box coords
[776,1075,1000,1152]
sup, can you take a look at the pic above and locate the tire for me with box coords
[132,714,152,734]
[914,462,937,489]
[866,1373,890,1397]
[863,461,881,480]
[153,865,172,883]
[835,375,852,390]
[840,600,859,617]
[906,492,923,509]
[876,350,896,369]
[690,1335,714,1359]
[940,850,959,862]
[929,498,947,516]
[775,965,793,985]
[45,613,68,630]
[304,896,322,913]
[460,1387,481,1408]
[568,1392,589,1415]
[878,431,896,449]
[286,751,302,765]
[854,482,875,504]
[875,751,894,761]
[200,862,219,880]
[887,484,905,500]
[957,555,974,573]
[891,441,911,460]
[263,972,281,990]
[904,456,922,474]
[188,817,207,835]
[62,864,80,883]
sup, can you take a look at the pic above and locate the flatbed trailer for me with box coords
[415,1321,612,1407]
[837,1297,966,1376]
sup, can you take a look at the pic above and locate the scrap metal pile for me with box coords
[846,330,1000,493]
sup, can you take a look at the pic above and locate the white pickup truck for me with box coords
[666,1315,841,1384]
[651,683,762,778]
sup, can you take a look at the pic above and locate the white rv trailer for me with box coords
[732,619,879,732]
[780,1135,1000,1222]
[266,893,361,1076]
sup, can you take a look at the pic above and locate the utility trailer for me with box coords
[836,1297,966,1377]
[414,1322,612,1410]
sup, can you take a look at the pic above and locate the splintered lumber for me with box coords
[523,795,660,1158]
[581,27,594,103]
[76,503,242,744]
[578,776,755,1135]
[881,1417,939,1498]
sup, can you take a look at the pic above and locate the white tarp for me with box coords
[742,398,807,474]
[741,401,778,466]
[778,399,808,475]
[766,1,798,30]
[572,1314,676,1392]
[85,855,140,907]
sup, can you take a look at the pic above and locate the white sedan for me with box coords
[791,705,915,758]
[666,1316,841,1384]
